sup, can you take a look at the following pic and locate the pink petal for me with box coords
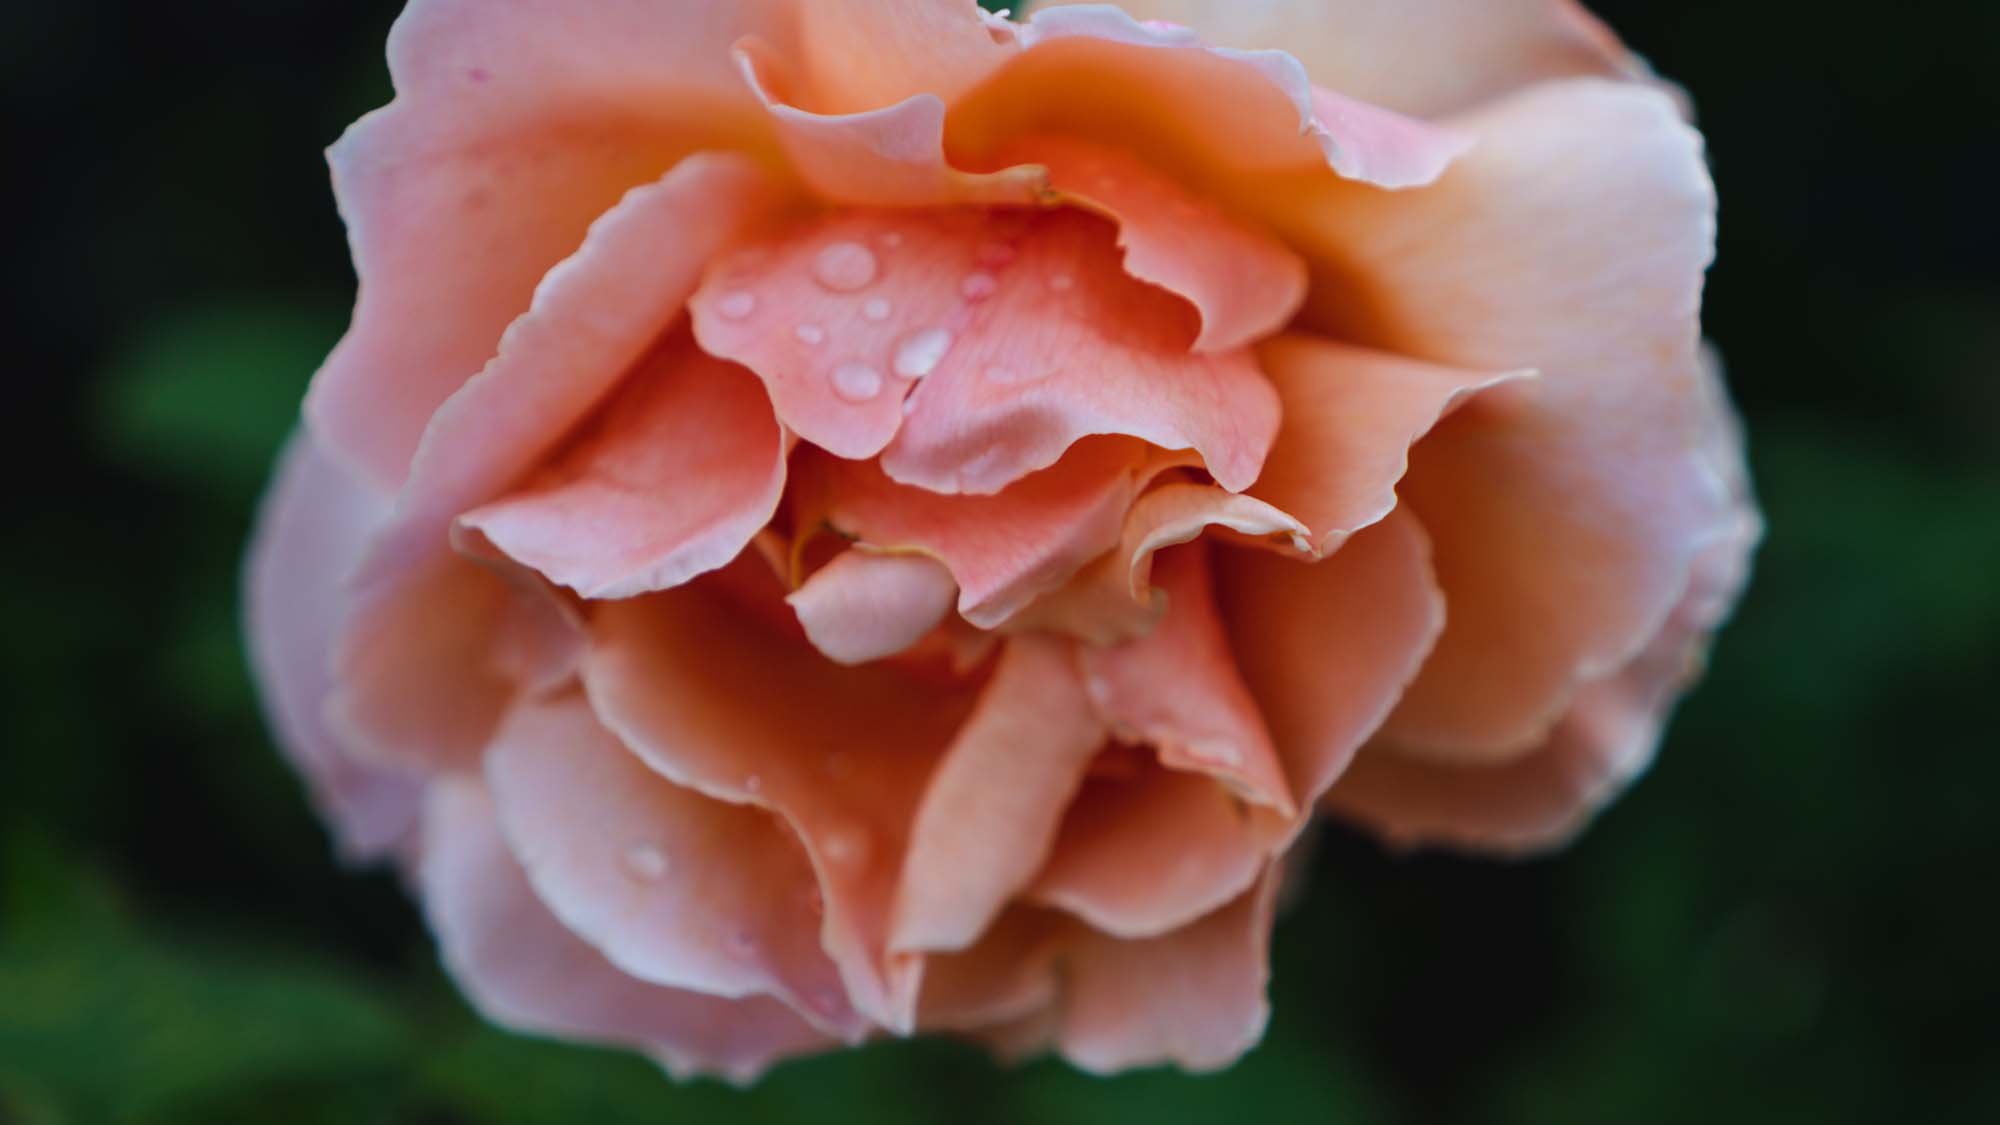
[1078,545,1296,818]
[733,40,1047,208]
[1215,507,1446,810]
[1278,81,1730,759]
[305,0,810,489]
[787,549,960,666]
[458,342,786,600]
[1031,756,1280,940]
[693,207,1279,493]
[949,5,1469,190]
[1037,0,1644,117]
[792,439,1153,628]
[1056,867,1281,1073]
[891,637,1106,953]
[483,695,864,1038]
[992,135,1307,352]
[1251,333,1533,556]
[1009,480,1309,645]
[363,154,784,590]
[916,908,1067,1031]
[583,561,985,1030]
[242,434,420,861]
[419,780,830,1084]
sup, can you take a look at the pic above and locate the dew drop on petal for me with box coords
[794,323,826,345]
[960,272,999,301]
[1049,273,1075,292]
[831,362,885,403]
[813,241,879,292]
[881,231,905,248]
[822,824,872,867]
[622,844,670,882]
[892,327,954,379]
[744,772,765,795]
[862,297,893,322]
[716,290,757,319]
[983,364,1028,385]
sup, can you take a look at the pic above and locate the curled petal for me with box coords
[1216,507,1445,810]
[419,780,829,1084]
[892,637,1107,953]
[1276,80,1731,759]
[787,549,960,666]
[1251,333,1532,556]
[459,344,787,600]
[1034,0,1642,117]
[584,561,984,1030]
[484,696,864,1038]
[243,434,420,861]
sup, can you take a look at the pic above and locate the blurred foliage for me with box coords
[5,0,1998,1122]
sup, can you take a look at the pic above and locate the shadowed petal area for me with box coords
[792,439,1152,628]
[1056,867,1280,1073]
[484,695,864,1038]
[787,549,960,666]
[892,637,1106,953]
[1031,755,1279,940]
[243,434,420,861]
[1033,0,1640,117]
[459,345,786,600]
[1217,508,1445,810]
[362,155,784,589]
[584,559,983,1030]
[304,0,816,488]
[420,780,830,1084]
[995,135,1306,352]
[950,5,1468,192]
[1251,334,1533,556]
[1273,81,1729,760]
[692,206,1278,494]
[1079,546,1295,817]
[1009,481,1307,645]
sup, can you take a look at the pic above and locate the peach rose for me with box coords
[246,0,1759,1080]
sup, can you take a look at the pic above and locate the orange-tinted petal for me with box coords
[420,780,830,1084]
[458,343,786,599]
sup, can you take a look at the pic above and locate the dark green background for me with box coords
[5,1,1996,1121]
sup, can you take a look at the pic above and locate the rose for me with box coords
[245,0,1759,1081]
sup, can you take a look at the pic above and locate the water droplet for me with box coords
[960,272,999,301]
[983,364,1029,385]
[1049,273,1075,292]
[744,773,765,795]
[892,327,954,380]
[716,290,757,320]
[976,240,1017,266]
[813,241,878,292]
[862,297,893,322]
[794,323,826,345]
[830,362,885,403]
[880,231,905,248]
[822,824,871,866]
[957,446,1010,491]
[622,844,670,882]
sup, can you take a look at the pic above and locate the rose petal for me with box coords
[305,0,807,488]
[892,636,1106,953]
[1037,0,1643,117]
[484,695,864,1038]
[787,549,961,666]
[949,5,1470,190]
[419,780,830,1084]
[458,342,787,600]
[584,560,984,1030]
[1056,867,1281,1073]
[1216,507,1445,810]
[792,439,1153,628]
[1078,544,1295,816]
[992,135,1307,352]
[243,434,421,861]
[1273,80,1729,759]
[1251,333,1533,556]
